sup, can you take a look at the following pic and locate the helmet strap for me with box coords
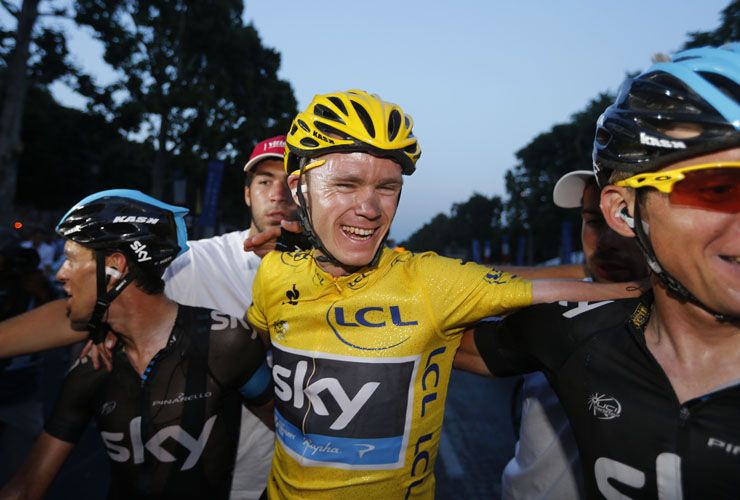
[630,198,737,323]
[87,251,139,344]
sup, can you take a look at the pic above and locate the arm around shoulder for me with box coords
[531,279,644,305]
[453,329,493,376]
[0,299,86,358]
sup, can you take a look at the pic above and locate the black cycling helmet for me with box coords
[56,189,189,342]
[593,43,740,188]
[593,45,740,322]
[57,189,189,276]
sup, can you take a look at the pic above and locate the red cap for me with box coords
[243,135,286,172]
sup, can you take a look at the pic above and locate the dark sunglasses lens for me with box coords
[670,168,740,212]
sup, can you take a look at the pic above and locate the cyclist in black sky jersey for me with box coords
[459,44,740,498]
[0,190,271,500]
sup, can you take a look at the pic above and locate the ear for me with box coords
[600,185,637,238]
[243,185,252,208]
[105,252,129,281]
[287,174,301,206]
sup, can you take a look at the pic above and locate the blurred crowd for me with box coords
[0,225,74,484]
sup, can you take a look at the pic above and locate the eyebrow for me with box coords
[255,171,277,178]
[581,208,603,216]
[330,174,362,184]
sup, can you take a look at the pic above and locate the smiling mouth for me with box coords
[720,255,740,264]
[341,225,376,240]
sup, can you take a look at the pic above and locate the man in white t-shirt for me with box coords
[163,135,295,317]
[162,135,297,499]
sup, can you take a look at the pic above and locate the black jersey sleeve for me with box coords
[207,310,269,404]
[474,299,635,377]
[44,356,108,443]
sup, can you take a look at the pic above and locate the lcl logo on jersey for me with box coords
[326,302,416,351]
[272,345,417,469]
[101,415,216,471]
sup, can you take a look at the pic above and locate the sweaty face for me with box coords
[296,152,403,275]
[641,147,740,316]
[245,159,298,233]
[581,182,647,283]
[56,240,97,330]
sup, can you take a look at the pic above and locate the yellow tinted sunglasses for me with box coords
[614,162,740,212]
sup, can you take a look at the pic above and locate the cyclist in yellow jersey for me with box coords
[246,90,642,499]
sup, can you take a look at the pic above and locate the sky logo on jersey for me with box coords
[326,302,416,351]
[272,344,418,469]
[101,415,216,471]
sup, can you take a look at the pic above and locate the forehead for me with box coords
[64,240,94,259]
[318,152,403,181]
[663,146,740,171]
[581,181,601,210]
[252,159,287,178]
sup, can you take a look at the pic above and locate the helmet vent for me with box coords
[290,124,298,135]
[699,72,740,103]
[350,101,376,138]
[300,137,319,148]
[315,121,349,140]
[327,96,348,115]
[388,110,401,141]
[297,119,310,133]
[77,203,105,217]
[595,127,611,147]
[109,223,137,236]
[314,104,345,124]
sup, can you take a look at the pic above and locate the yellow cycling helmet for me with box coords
[285,89,421,175]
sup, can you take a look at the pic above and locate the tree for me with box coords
[503,94,613,263]
[0,0,75,220]
[683,0,740,48]
[16,85,155,211]
[403,193,505,260]
[74,0,296,200]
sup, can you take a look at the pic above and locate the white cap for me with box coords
[552,170,595,208]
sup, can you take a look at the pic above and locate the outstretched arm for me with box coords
[499,264,586,280]
[531,279,644,305]
[0,299,86,358]
[0,432,74,500]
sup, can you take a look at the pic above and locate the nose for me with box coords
[55,260,69,283]
[355,188,382,220]
[270,178,291,203]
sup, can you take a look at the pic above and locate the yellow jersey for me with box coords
[247,248,532,499]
